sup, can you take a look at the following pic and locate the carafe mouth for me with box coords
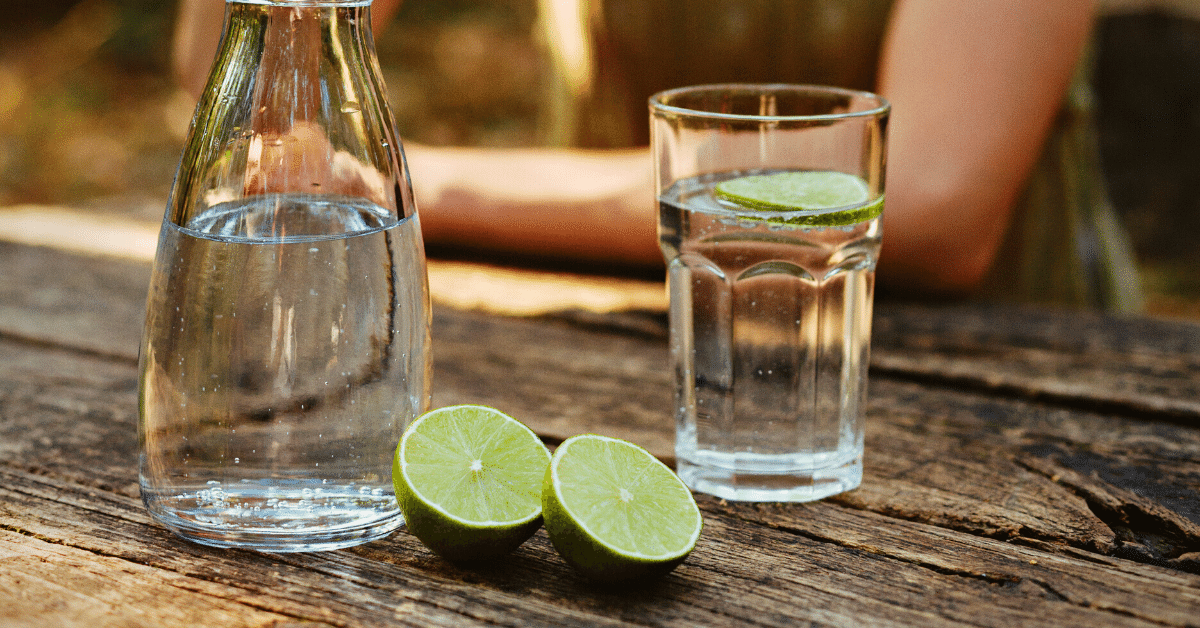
[227,0,373,6]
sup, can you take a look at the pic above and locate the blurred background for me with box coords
[1,0,1199,319]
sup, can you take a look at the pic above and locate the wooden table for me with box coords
[2,238,1198,627]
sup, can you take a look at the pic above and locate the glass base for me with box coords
[150,511,404,552]
[143,483,404,552]
[676,448,862,502]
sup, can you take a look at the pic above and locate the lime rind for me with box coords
[714,171,884,228]
[542,434,702,582]
[393,404,550,562]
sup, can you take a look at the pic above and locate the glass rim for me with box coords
[650,83,890,122]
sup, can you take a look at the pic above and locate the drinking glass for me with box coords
[138,0,431,551]
[652,84,889,502]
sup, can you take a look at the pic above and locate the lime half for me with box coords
[542,434,702,583]
[714,170,883,227]
[393,405,551,562]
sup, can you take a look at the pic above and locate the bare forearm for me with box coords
[876,0,1095,294]
[407,144,661,267]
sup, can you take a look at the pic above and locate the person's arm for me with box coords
[407,144,660,267]
[875,0,1095,295]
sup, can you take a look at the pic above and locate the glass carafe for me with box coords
[138,0,431,551]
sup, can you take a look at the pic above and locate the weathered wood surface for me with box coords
[1,240,1198,627]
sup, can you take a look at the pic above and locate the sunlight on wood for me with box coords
[0,205,159,261]
[427,260,666,315]
[0,204,667,316]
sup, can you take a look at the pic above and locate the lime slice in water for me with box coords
[393,404,551,562]
[542,434,702,583]
[714,170,883,227]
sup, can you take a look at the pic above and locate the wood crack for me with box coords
[0,328,139,366]
[1023,578,1070,602]
[870,362,1200,428]
[706,503,1025,589]
[1016,455,1200,574]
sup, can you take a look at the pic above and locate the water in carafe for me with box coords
[138,0,431,552]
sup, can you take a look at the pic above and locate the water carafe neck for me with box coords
[169,0,411,231]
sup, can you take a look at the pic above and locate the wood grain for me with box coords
[871,302,1200,420]
[5,465,1198,627]
[1,241,1198,626]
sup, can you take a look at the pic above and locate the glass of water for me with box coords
[652,84,889,502]
[138,0,431,551]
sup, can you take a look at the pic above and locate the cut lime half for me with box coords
[393,405,550,562]
[542,434,702,583]
[714,170,883,227]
